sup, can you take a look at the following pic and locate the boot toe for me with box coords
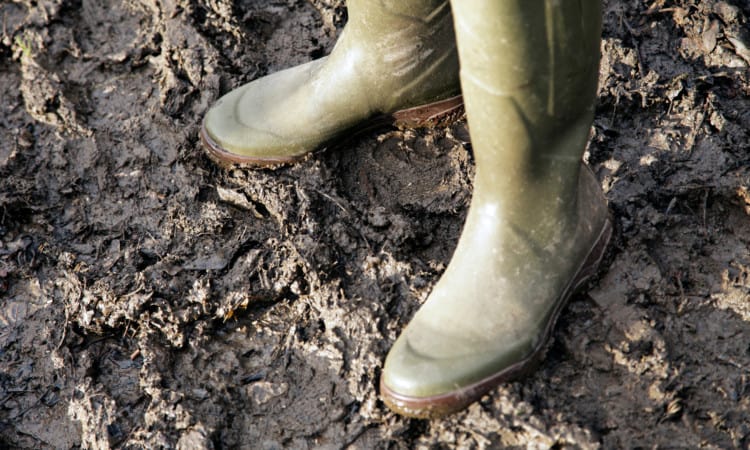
[202,59,330,161]
[381,321,535,417]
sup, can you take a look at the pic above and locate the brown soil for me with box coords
[1,0,749,448]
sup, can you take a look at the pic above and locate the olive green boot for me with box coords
[381,0,611,418]
[201,0,461,166]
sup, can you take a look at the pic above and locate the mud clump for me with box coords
[1,0,749,448]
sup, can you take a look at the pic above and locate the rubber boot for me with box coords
[201,0,461,166]
[380,0,611,418]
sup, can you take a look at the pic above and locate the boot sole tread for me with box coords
[200,95,465,169]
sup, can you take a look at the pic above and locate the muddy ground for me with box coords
[1,0,749,448]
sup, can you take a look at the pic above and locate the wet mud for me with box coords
[1,0,749,448]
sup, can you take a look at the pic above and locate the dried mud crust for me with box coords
[1,0,749,448]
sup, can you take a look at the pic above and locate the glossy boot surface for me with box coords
[381,0,610,418]
[201,0,461,166]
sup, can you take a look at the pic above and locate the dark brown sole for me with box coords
[200,94,464,169]
[380,214,614,419]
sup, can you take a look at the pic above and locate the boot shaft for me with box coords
[347,0,453,33]
[344,0,455,71]
[454,0,601,123]
[337,0,459,112]
[451,0,601,214]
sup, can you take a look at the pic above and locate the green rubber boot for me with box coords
[201,0,462,166]
[381,0,611,418]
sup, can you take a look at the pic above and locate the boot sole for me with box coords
[200,95,464,169]
[379,211,614,419]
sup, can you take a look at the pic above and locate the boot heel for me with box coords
[391,95,465,129]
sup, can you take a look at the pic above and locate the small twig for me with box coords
[315,189,349,216]
[314,189,371,250]
[8,386,53,421]
[643,7,681,16]
[55,320,68,350]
